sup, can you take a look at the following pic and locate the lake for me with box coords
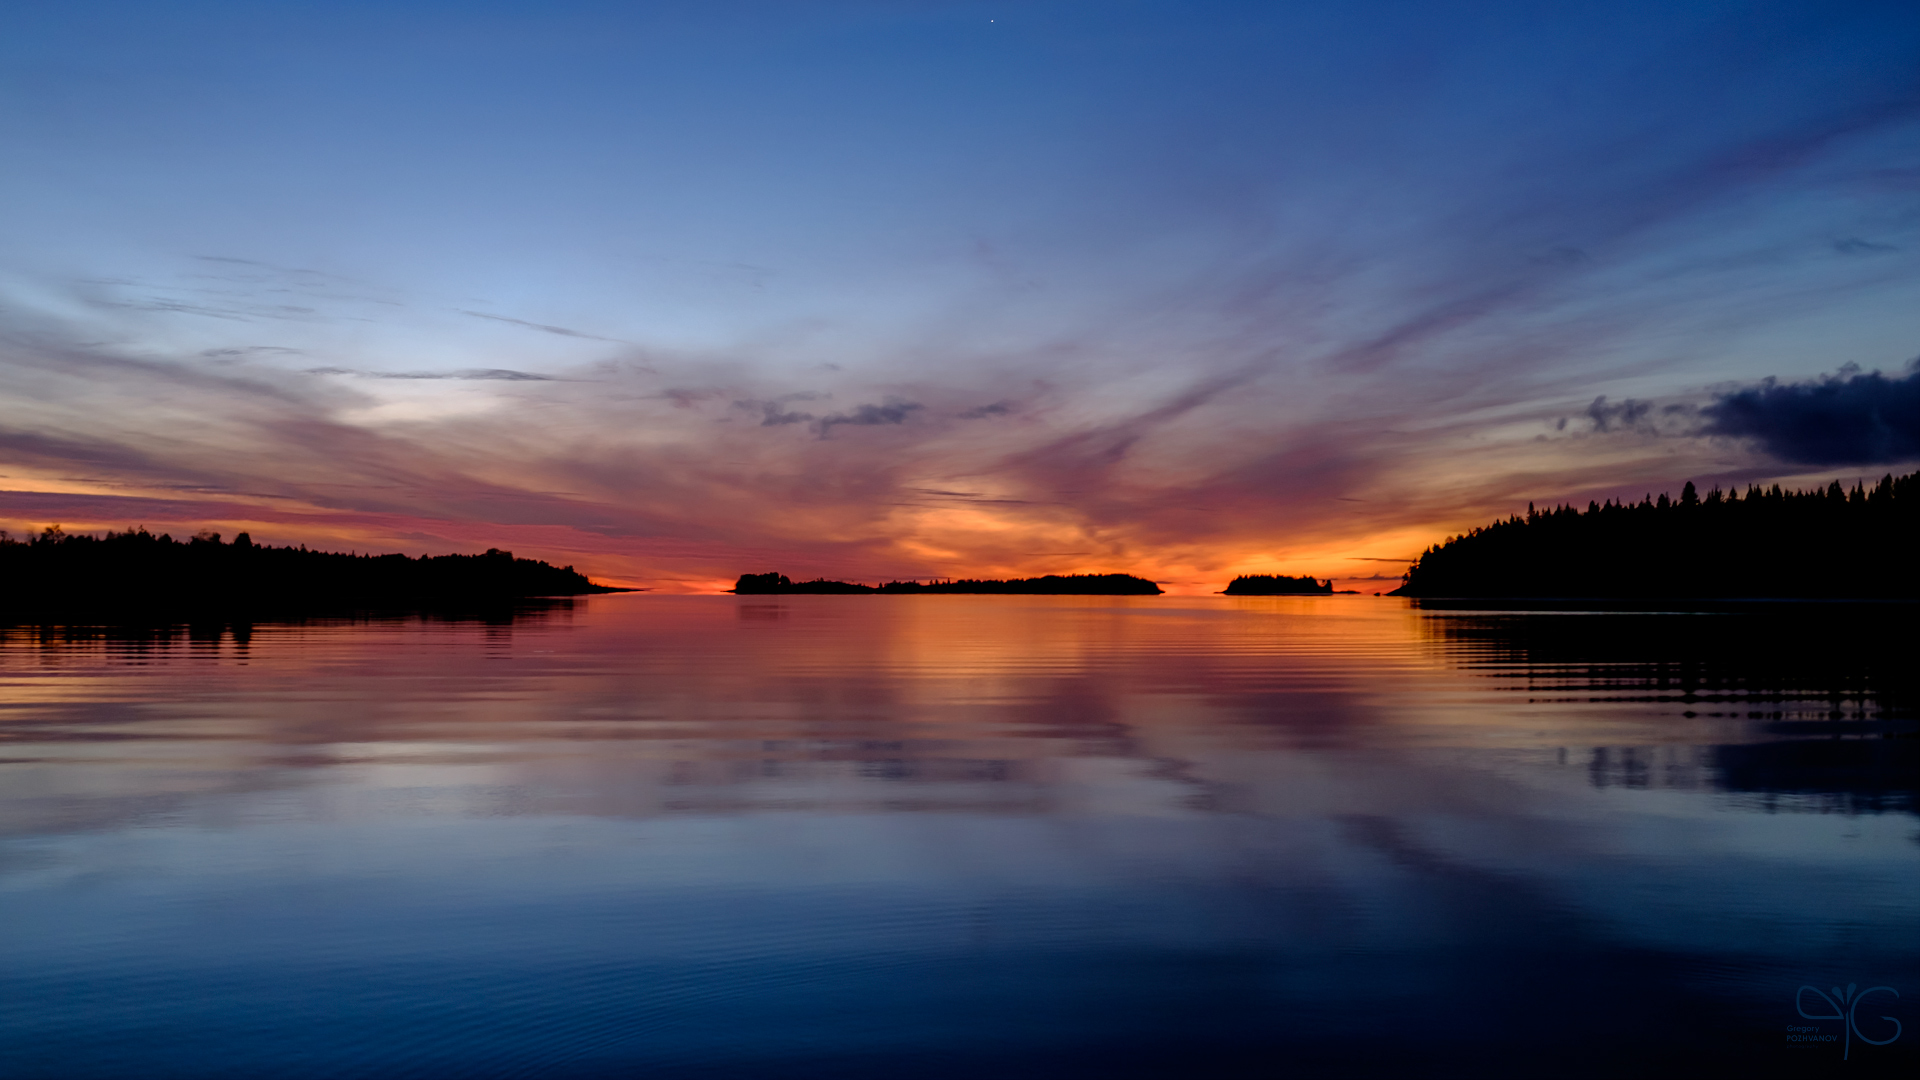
[1,595,1913,1078]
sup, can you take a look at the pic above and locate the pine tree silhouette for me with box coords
[1394,470,1919,598]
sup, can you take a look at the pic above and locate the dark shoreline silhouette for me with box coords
[733,572,1163,595]
[1221,574,1332,595]
[0,526,626,617]
[1394,469,1920,599]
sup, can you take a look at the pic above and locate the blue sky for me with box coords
[3,1,1918,588]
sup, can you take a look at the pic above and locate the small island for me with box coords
[1393,469,1920,599]
[1221,574,1333,595]
[0,526,626,615]
[734,572,1163,595]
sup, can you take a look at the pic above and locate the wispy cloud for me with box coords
[1834,237,1899,256]
[306,367,557,381]
[201,346,304,358]
[459,310,625,343]
[193,255,338,278]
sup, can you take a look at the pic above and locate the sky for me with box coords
[2,0,1918,592]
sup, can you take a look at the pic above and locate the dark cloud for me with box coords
[1834,237,1898,256]
[1584,396,1654,433]
[957,401,1013,419]
[731,393,822,426]
[814,400,923,437]
[459,310,623,343]
[1700,362,1920,465]
[760,405,814,426]
[658,387,724,409]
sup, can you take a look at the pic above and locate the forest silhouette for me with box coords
[734,572,1163,595]
[1395,470,1920,598]
[0,527,619,615]
[1222,574,1333,595]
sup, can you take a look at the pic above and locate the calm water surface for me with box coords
[1,596,1913,1078]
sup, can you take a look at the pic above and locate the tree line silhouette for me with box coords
[1222,574,1332,595]
[1395,470,1920,598]
[0,526,619,615]
[734,572,1163,595]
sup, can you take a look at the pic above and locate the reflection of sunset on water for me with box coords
[3,596,1913,1073]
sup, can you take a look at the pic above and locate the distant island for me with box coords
[0,527,625,615]
[1221,574,1333,595]
[1393,469,1920,599]
[734,572,1163,595]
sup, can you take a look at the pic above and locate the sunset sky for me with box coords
[3,0,1918,592]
